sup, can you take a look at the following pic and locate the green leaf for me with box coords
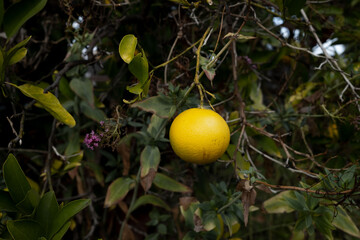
[69,78,94,105]
[153,173,192,193]
[4,0,47,38]
[3,154,31,204]
[15,188,40,215]
[6,36,32,56]
[147,114,167,139]
[35,191,59,237]
[131,195,171,212]
[128,54,149,84]
[7,220,43,240]
[284,196,307,212]
[80,100,106,122]
[332,206,360,238]
[126,83,144,95]
[119,34,137,64]
[263,190,295,214]
[131,95,175,118]
[285,0,306,16]
[253,135,282,158]
[227,144,250,179]
[104,177,135,207]
[48,199,90,238]
[8,47,27,65]
[140,145,161,178]
[0,190,18,212]
[51,221,71,240]
[59,77,75,100]
[9,83,76,127]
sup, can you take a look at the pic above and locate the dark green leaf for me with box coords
[147,114,167,139]
[0,190,17,212]
[48,199,90,238]
[119,34,137,63]
[4,0,47,38]
[284,195,306,212]
[104,177,135,207]
[51,221,71,240]
[131,195,171,213]
[252,135,282,158]
[3,154,31,204]
[69,78,94,106]
[80,100,106,122]
[153,173,192,193]
[15,189,40,215]
[305,214,313,229]
[294,215,307,231]
[294,192,308,210]
[285,0,306,16]
[7,220,43,240]
[140,145,161,178]
[131,95,175,118]
[128,54,149,84]
[9,83,76,127]
[35,191,59,237]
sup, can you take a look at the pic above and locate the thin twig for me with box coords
[300,9,360,105]
[255,180,356,195]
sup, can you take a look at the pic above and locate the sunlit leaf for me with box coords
[119,34,137,63]
[9,83,76,127]
[332,206,360,238]
[128,54,149,84]
[263,190,295,214]
[8,47,27,65]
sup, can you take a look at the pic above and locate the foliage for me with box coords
[0,154,89,239]
[1,0,360,239]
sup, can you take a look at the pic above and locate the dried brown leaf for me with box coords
[117,143,131,176]
[122,223,136,240]
[179,197,197,210]
[140,168,156,191]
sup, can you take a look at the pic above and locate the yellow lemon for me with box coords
[169,108,230,164]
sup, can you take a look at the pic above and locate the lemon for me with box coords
[169,108,230,164]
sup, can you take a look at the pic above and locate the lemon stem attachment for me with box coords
[194,27,211,108]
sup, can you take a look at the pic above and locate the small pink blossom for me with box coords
[84,130,102,150]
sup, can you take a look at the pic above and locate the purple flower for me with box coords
[84,130,102,150]
[100,121,104,126]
